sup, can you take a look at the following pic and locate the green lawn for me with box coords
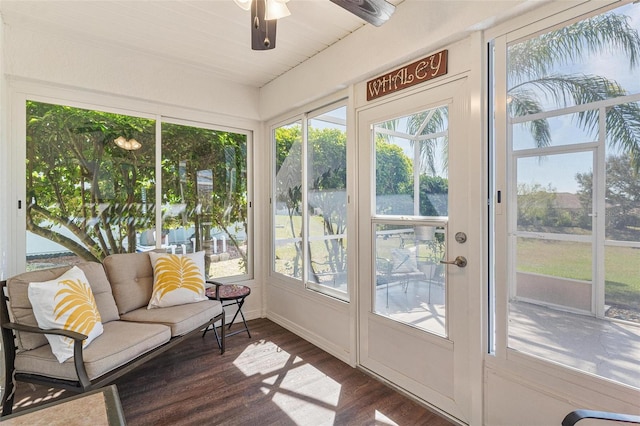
[274,218,640,310]
[274,214,347,277]
[517,237,640,309]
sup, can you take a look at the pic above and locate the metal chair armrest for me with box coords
[562,409,640,425]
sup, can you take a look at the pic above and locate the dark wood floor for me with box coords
[11,318,453,425]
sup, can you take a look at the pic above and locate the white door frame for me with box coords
[355,68,484,424]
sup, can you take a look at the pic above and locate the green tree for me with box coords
[517,183,559,229]
[27,101,156,262]
[161,123,248,268]
[576,154,640,239]
[418,175,448,216]
[407,106,448,176]
[374,137,414,216]
[403,11,640,174]
[26,101,248,265]
[375,138,413,195]
[274,126,414,280]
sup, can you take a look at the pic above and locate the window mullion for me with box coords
[594,106,607,317]
[302,115,309,286]
[155,117,163,248]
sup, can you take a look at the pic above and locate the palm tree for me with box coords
[408,9,640,171]
[507,11,640,167]
[406,107,448,176]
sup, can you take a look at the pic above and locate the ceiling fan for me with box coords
[234,0,396,50]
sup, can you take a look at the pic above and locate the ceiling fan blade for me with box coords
[330,0,395,27]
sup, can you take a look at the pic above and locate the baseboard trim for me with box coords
[266,310,352,365]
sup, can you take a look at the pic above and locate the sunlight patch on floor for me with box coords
[13,387,66,410]
[375,409,400,425]
[232,339,302,376]
[266,364,342,425]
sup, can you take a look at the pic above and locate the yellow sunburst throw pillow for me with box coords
[28,266,104,363]
[148,251,208,309]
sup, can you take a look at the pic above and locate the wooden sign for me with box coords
[366,50,448,101]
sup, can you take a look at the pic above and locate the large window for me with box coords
[25,101,251,281]
[272,103,348,300]
[498,2,640,388]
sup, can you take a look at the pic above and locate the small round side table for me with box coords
[205,284,252,338]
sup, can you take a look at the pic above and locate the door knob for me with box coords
[440,256,467,268]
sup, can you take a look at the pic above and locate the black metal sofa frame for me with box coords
[0,278,225,416]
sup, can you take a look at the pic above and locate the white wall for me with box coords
[2,21,260,120]
[260,0,542,120]
[485,359,640,425]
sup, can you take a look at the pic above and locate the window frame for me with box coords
[270,99,349,301]
[9,84,254,283]
[489,0,640,390]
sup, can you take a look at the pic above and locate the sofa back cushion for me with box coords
[6,262,119,351]
[103,252,154,315]
[147,251,208,309]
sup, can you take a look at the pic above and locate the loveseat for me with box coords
[0,251,225,416]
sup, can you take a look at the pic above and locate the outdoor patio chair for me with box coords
[376,248,426,307]
[136,230,179,253]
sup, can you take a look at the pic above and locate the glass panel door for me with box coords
[371,104,449,336]
[358,77,474,421]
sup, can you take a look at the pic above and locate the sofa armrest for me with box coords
[2,322,88,341]
[206,280,223,299]
[2,322,91,389]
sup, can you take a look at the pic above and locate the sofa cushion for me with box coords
[7,262,120,351]
[14,320,171,382]
[120,299,222,337]
[103,252,154,315]
[28,266,104,363]
[147,251,208,309]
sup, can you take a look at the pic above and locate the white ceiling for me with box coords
[0,0,403,88]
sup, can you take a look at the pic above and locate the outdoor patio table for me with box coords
[205,283,252,338]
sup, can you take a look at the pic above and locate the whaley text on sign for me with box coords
[366,50,448,101]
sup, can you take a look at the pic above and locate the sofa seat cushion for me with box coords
[7,262,120,351]
[14,320,170,382]
[119,300,222,337]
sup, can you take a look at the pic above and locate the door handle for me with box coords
[440,256,467,268]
